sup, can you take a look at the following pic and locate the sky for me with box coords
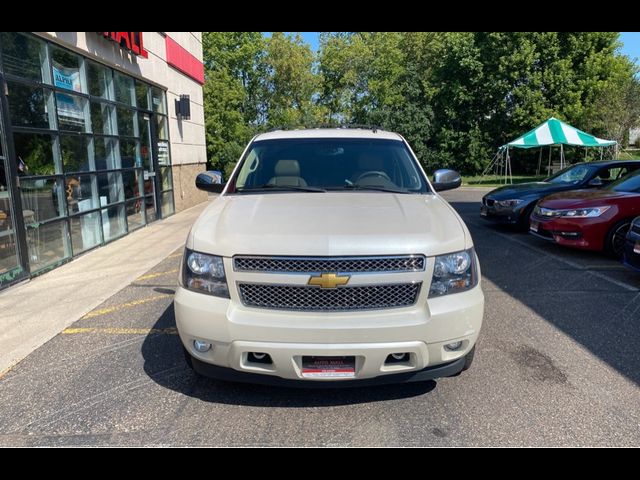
[291,32,640,64]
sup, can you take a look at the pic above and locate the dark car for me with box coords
[530,169,640,257]
[480,160,640,229]
[623,216,640,272]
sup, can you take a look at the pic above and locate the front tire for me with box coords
[605,219,632,258]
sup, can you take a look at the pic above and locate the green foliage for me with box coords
[203,32,638,176]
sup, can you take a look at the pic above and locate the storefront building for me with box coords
[0,32,207,290]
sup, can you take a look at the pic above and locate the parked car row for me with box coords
[481,160,640,271]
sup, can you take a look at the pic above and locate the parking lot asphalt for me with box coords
[0,188,638,447]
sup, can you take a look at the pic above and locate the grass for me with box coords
[462,175,546,187]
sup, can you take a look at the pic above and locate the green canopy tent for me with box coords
[483,117,618,184]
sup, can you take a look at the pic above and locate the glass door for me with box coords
[139,112,158,223]
[0,75,28,287]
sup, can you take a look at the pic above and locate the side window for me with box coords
[594,167,620,185]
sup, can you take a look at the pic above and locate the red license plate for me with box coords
[301,356,355,378]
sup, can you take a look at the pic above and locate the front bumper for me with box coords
[529,214,605,251]
[174,285,484,384]
[480,202,528,224]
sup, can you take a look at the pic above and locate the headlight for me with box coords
[495,199,524,208]
[429,248,478,298]
[182,249,230,298]
[557,206,610,218]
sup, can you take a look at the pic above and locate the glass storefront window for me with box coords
[159,166,172,191]
[93,137,118,171]
[98,172,124,206]
[90,102,114,135]
[135,81,150,110]
[70,212,102,254]
[125,199,144,232]
[116,106,137,137]
[20,177,66,222]
[161,191,174,217]
[119,139,141,169]
[151,86,166,114]
[113,71,135,106]
[0,34,175,286]
[50,46,84,94]
[0,156,20,279]
[60,135,91,173]
[56,92,88,132]
[26,219,71,272]
[144,195,156,223]
[101,204,126,241]
[87,61,112,99]
[13,132,58,176]
[123,169,143,200]
[156,115,168,140]
[66,173,98,215]
[7,82,55,129]
[0,32,48,83]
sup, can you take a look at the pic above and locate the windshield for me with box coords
[607,169,640,193]
[232,138,429,194]
[546,164,594,184]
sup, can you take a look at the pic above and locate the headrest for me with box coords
[275,159,300,177]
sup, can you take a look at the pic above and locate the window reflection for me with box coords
[13,132,57,176]
[7,82,54,129]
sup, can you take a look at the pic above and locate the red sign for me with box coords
[165,36,204,85]
[100,32,148,58]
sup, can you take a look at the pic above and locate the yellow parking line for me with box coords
[82,294,171,319]
[135,269,179,281]
[62,327,178,335]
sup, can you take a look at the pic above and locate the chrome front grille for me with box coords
[233,255,425,273]
[238,282,421,311]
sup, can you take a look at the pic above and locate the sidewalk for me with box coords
[0,200,210,375]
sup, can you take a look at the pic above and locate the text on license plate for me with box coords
[301,356,355,378]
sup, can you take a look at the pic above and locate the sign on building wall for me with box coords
[99,32,148,58]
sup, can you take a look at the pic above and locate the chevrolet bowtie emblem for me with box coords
[308,273,350,289]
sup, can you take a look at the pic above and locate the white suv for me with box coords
[175,128,484,386]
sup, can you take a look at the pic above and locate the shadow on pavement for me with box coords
[451,199,640,386]
[141,304,437,407]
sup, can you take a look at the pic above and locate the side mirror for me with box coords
[587,177,603,187]
[195,171,225,193]
[432,169,462,192]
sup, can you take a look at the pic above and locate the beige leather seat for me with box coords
[268,160,308,187]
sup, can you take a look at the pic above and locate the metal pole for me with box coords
[537,147,542,176]
[548,146,552,176]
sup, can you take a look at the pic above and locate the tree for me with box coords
[262,33,325,128]
[202,32,265,177]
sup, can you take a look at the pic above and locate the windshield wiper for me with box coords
[330,184,413,194]
[236,184,326,193]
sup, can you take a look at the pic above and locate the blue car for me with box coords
[623,216,640,272]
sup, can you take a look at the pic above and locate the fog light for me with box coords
[391,353,408,360]
[252,352,267,360]
[193,340,212,352]
[444,341,463,351]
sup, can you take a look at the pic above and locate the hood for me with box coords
[538,189,635,209]
[486,182,571,200]
[190,192,467,257]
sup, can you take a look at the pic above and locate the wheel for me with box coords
[462,345,475,371]
[605,219,632,258]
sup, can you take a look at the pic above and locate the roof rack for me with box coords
[266,123,383,133]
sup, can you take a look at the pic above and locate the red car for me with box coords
[529,169,640,257]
